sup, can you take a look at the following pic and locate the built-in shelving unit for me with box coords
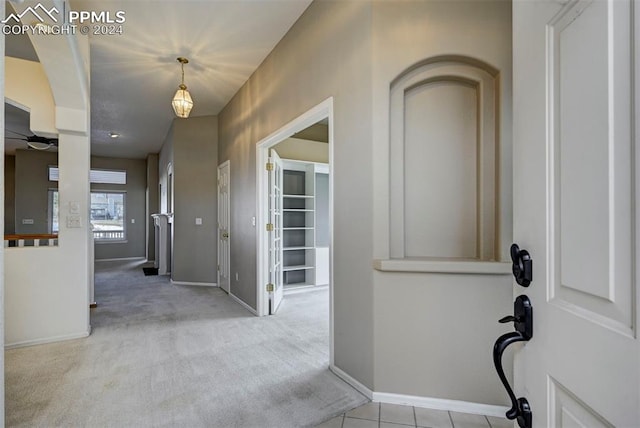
[281,160,329,289]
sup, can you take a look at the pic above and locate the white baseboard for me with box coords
[5,330,91,350]
[171,280,217,287]
[330,365,373,399]
[229,293,258,316]
[372,392,509,417]
[329,366,508,417]
[95,256,146,262]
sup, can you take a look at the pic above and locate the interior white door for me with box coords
[217,161,230,294]
[513,1,639,427]
[268,149,284,314]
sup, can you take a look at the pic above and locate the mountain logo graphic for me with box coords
[2,4,59,24]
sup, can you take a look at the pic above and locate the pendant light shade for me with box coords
[172,57,193,118]
[172,84,193,118]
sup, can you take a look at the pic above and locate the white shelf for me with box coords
[280,160,328,288]
[283,265,315,272]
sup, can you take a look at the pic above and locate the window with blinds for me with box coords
[48,166,126,184]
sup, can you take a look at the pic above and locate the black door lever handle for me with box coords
[493,332,531,426]
[493,295,533,428]
[499,295,533,340]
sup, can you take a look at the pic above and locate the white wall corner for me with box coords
[330,365,373,400]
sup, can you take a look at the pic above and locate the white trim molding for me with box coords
[372,392,509,418]
[229,293,258,316]
[330,365,373,400]
[170,280,217,287]
[256,96,334,319]
[373,259,512,275]
[95,256,146,262]
[5,330,90,350]
[330,366,509,418]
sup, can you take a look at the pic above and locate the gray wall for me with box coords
[14,149,57,235]
[218,0,512,405]
[159,122,174,214]
[91,156,147,260]
[159,116,218,284]
[4,155,15,234]
[173,116,218,284]
[218,1,375,388]
[11,151,148,259]
[146,154,159,261]
[370,0,513,405]
[315,173,329,247]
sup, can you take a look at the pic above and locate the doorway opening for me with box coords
[256,98,334,363]
[217,160,231,294]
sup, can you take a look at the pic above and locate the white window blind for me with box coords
[90,169,127,184]
[48,166,59,182]
[49,167,126,184]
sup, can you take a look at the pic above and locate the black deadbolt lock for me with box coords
[510,243,532,287]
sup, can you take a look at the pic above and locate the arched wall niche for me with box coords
[389,56,500,261]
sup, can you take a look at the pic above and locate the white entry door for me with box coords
[513,1,638,427]
[268,149,284,314]
[217,161,231,294]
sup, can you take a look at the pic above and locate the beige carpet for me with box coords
[5,260,366,427]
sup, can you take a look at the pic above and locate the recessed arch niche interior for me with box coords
[389,56,500,261]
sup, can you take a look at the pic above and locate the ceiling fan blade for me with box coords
[27,141,54,151]
[5,136,28,141]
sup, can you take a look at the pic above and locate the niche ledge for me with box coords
[373,258,512,275]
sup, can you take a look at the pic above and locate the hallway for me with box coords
[5,260,366,427]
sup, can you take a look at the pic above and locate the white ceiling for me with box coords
[57,0,313,159]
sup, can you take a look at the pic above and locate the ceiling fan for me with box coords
[5,129,59,150]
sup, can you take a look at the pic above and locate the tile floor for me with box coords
[315,402,512,428]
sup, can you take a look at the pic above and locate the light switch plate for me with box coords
[195,218,202,225]
[66,215,81,228]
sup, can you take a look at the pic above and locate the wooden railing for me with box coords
[4,234,58,247]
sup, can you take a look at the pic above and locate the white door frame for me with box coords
[217,160,231,294]
[256,97,334,364]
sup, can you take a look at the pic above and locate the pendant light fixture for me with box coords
[172,57,194,118]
